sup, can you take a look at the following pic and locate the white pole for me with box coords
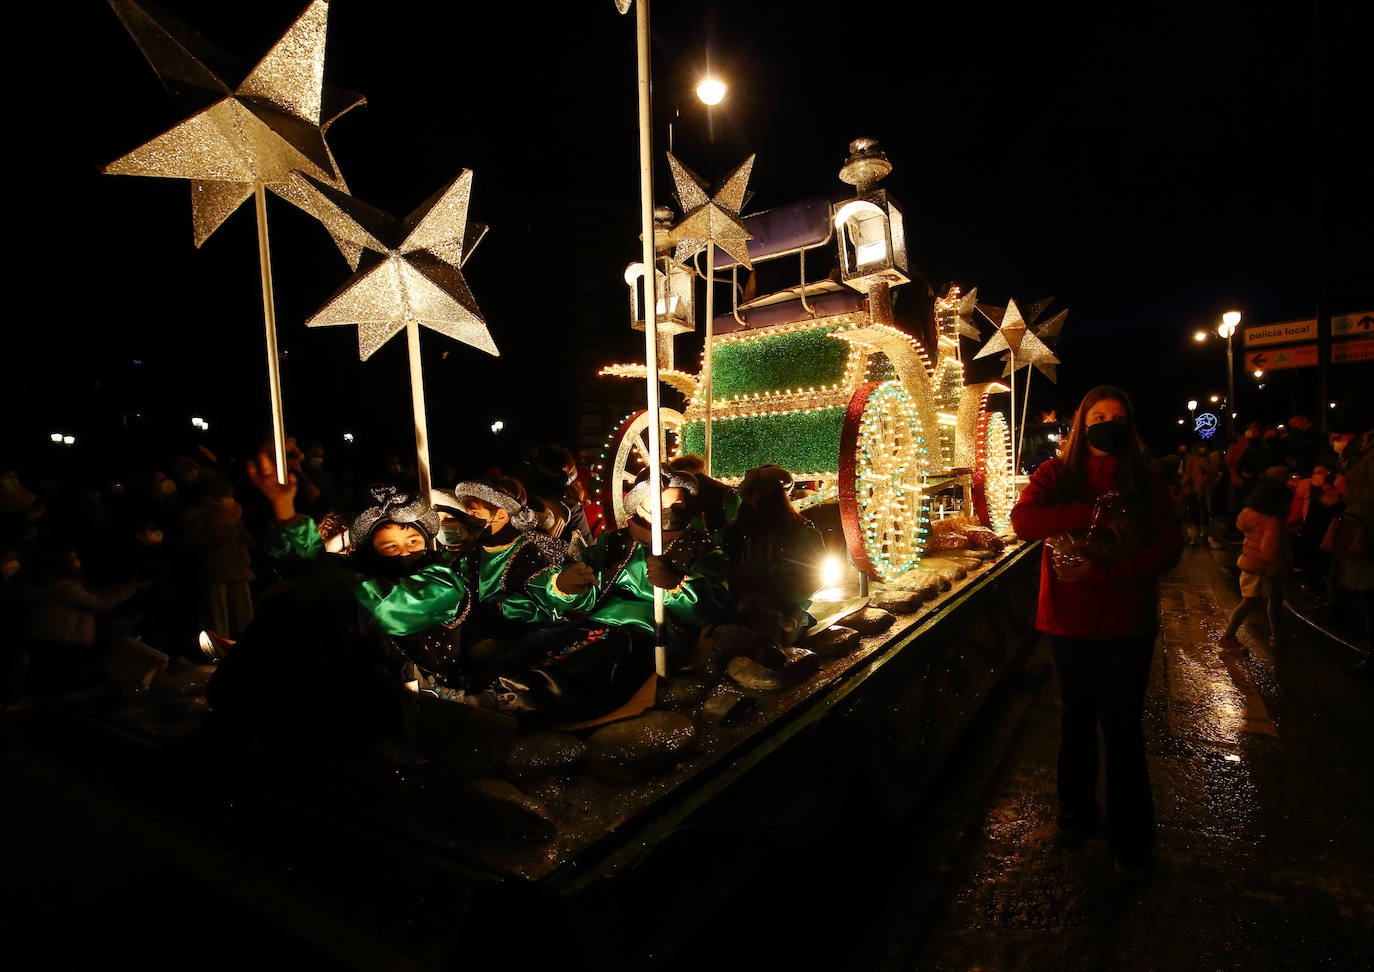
[1008,348,1017,476]
[703,241,715,477]
[1018,364,1032,466]
[253,183,288,485]
[634,0,666,676]
[406,319,432,499]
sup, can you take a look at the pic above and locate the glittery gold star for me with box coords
[666,153,755,269]
[992,304,1067,381]
[104,0,364,256]
[974,298,1054,361]
[290,170,496,361]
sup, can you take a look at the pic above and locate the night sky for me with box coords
[20,0,1370,476]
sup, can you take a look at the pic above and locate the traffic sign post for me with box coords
[1332,311,1374,339]
[1333,337,1374,365]
[1244,344,1318,372]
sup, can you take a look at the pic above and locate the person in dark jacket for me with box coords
[1011,385,1184,880]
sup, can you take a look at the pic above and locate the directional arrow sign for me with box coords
[1333,310,1374,337]
[1246,345,1316,371]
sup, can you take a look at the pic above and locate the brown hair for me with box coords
[1053,385,1149,503]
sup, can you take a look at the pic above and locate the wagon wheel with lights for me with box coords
[597,407,686,529]
[837,380,933,580]
[971,409,1014,530]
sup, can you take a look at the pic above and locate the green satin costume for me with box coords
[265,517,552,638]
[532,529,730,653]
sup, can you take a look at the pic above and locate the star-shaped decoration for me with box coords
[999,346,1060,382]
[974,298,1056,362]
[936,285,982,339]
[666,153,755,269]
[104,0,365,259]
[290,170,496,361]
[991,303,1068,381]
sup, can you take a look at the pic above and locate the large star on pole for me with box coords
[290,170,497,361]
[992,304,1068,382]
[103,0,365,258]
[666,153,755,269]
[974,297,1056,363]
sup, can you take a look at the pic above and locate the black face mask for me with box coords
[437,527,466,548]
[362,548,435,579]
[1086,420,1131,456]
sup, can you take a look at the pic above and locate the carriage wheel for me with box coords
[597,408,685,529]
[838,381,932,581]
[972,410,1014,530]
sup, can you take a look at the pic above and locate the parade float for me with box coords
[29,1,1066,965]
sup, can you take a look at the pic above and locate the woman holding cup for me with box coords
[1011,385,1184,880]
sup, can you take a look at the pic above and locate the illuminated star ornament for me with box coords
[1003,302,1069,382]
[666,153,755,268]
[290,171,495,359]
[974,298,1060,378]
[104,0,365,256]
[937,285,982,340]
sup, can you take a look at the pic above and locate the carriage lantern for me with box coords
[833,138,909,296]
[623,259,695,336]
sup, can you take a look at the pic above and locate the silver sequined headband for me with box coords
[452,481,541,533]
[453,481,569,566]
[348,484,440,544]
[623,469,699,514]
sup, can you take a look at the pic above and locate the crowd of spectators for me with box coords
[1164,414,1374,663]
[0,436,613,702]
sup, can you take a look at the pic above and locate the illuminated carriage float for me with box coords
[596,139,1017,587]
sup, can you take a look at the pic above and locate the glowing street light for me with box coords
[342,432,354,443]
[1210,394,1220,403]
[1187,399,1198,411]
[1218,310,1242,439]
[695,77,726,105]
[1253,369,1264,379]
[1193,330,1209,342]
[490,420,505,435]
[62,435,75,446]
[49,432,62,443]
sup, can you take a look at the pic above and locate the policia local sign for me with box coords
[1242,310,1373,372]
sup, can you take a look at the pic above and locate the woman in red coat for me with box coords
[1011,385,1183,878]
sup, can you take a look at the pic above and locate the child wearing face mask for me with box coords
[498,468,731,722]
[1011,385,1184,881]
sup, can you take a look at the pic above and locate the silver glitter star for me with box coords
[104,0,365,258]
[667,153,755,269]
[291,170,496,361]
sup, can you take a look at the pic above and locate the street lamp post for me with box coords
[1219,311,1241,440]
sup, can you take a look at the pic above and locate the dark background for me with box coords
[15,0,1371,478]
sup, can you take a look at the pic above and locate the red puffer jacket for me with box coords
[1011,454,1184,638]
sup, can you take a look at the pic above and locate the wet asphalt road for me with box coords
[887,543,1374,971]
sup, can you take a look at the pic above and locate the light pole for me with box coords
[1219,310,1241,440]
